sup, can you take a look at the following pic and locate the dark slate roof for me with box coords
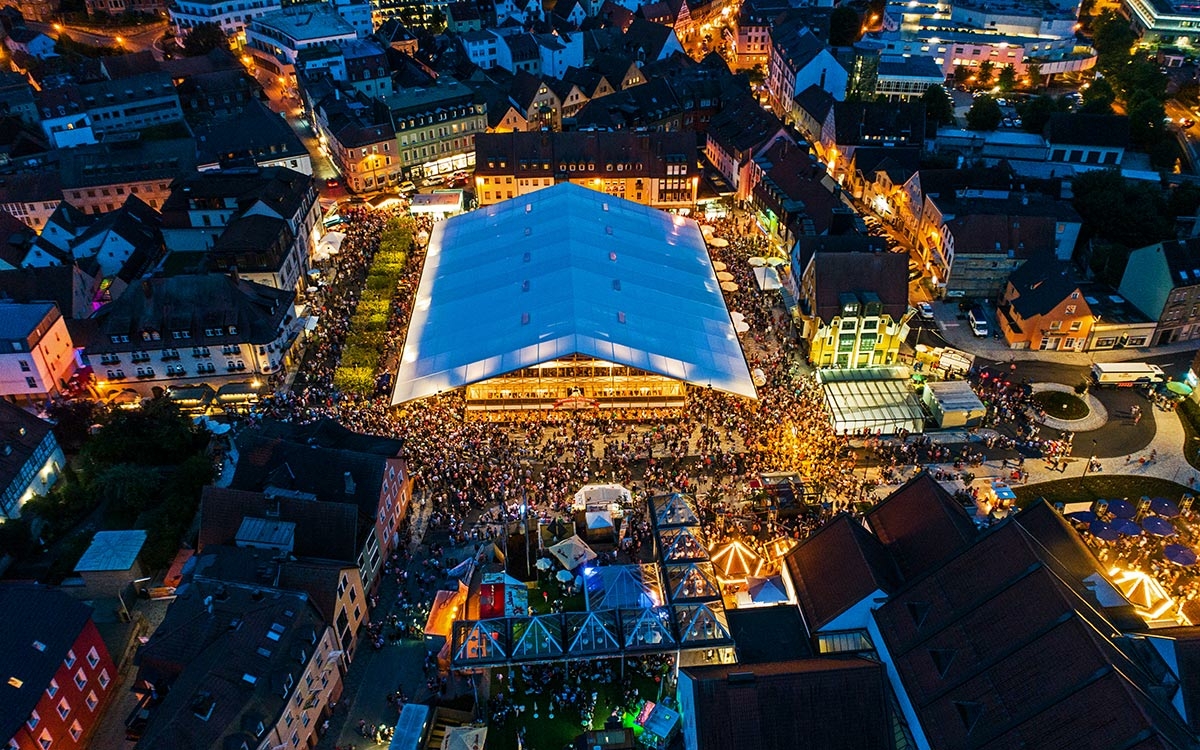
[792,234,887,274]
[0,209,32,267]
[0,264,97,319]
[134,580,326,750]
[708,94,784,155]
[0,398,56,494]
[0,584,94,743]
[246,417,402,456]
[792,83,835,124]
[192,99,309,167]
[1153,239,1200,289]
[160,167,313,229]
[1005,261,1082,319]
[198,486,360,562]
[1046,112,1130,149]
[682,657,892,750]
[811,251,908,323]
[785,514,899,631]
[231,429,387,525]
[833,100,926,147]
[725,606,811,664]
[852,146,920,184]
[865,472,977,580]
[87,274,294,353]
[768,23,826,75]
[944,213,1058,258]
[622,16,673,60]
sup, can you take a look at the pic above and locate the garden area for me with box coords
[1014,475,1192,510]
[333,215,414,396]
[1033,390,1090,420]
[0,399,213,582]
[486,656,673,750]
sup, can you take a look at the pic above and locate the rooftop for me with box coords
[391,183,756,404]
[74,529,148,572]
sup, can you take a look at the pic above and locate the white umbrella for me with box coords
[748,256,767,267]
[556,569,573,582]
[721,281,739,292]
[765,256,787,266]
[734,321,750,333]
[709,237,729,248]
[730,311,746,323]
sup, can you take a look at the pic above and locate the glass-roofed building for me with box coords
[391,183,756,413]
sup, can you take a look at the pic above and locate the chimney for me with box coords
[344,471,356,495]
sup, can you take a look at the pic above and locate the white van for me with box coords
[968,306,988,337]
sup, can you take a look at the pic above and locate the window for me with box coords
[27,710,39,730]
[1064,305,1076,314]
[25,377,35,389]
[74,669,86,690]
[69,721,82,742]
[87,647,100,668]
[18,360,29,371]
[37,729,51,750]
[98,669,110,689]
[57,699,70,720]
[46,679,58,699]
[1049,321,1062,330]
[85,692,98,711]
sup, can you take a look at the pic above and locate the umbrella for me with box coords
[748,256,767,267]
[1113,519,1142,536]
[556,569,574,582]
[721,281,739,292]
[716,271,735,281]
[1168,381,1193,396]
[708,237,729,248]
[1151,497,1181,518]
[712,261,727,271]
[734,321,750,334]
[1066,510,1097,523]
[1143,516,1177,537]
[765,256,787,266]
[535,558,553,571]
[1089,520,1120,541]
[730,311,746,322]
[1107,499,1135,518]
[1166,544,1199,566]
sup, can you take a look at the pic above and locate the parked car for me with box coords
[969,305,989,336]
[421,175,444,187]
[399,180,417,193]
[918,302,935,320]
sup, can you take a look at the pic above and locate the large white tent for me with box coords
[391,183,757,404]
[548,534,597,569]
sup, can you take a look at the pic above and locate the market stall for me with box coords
[922,380,986,429]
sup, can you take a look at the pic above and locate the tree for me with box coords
[1026,61,1042,88]
[1081,78,1116,114]
[966,95,1003,130]
[47,400,107,453]
[1016,94,1067,133]
[921,84,955,125]
[829,6,861,46]
[953,65,972,86]
[977,60,995,86]
[182,22,228,56]
[1072,169,1175,252]
[997,65,1017,92]
[1091,11,1137,76]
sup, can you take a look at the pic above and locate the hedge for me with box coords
[332,215,415,395]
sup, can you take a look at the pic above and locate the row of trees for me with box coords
[333,216,415,395]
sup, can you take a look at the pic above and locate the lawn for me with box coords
[1014,475,1193,509]
[486,661,666,750]
[1033,390,1090,420]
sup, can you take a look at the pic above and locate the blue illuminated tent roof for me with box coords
[391,183,756,404]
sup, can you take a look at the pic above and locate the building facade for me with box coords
[385,80,487,180]
[0,403,66,520]
[0,303,76,403]
[474,131,699,209]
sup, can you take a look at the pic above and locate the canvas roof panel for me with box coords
[392,183,756,403]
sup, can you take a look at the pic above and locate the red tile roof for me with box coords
[784,514,899,631]
[865,473,977,580]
